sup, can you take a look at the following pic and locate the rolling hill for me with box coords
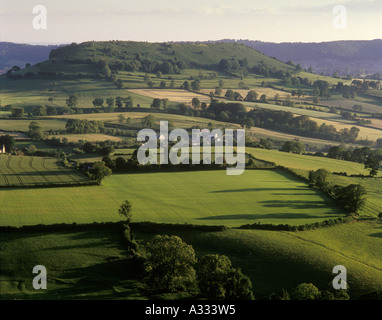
[0,42,61,74]
[213,39,382,77]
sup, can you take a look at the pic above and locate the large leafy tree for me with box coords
[333,184,367,215]
[196,254,254,300]
[0,135,15,152]
[89,161,112,185]
[143,235,197,292]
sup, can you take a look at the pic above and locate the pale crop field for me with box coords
[127,89,211,105]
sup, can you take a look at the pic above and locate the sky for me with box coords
[0,0,381,44]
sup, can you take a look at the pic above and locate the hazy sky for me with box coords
[0,0,381,44]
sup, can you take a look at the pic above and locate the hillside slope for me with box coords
[0,42,60,74]
[213,39,382,77]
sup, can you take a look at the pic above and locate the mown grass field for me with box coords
[0,155,90,187]
[0,169,343,228]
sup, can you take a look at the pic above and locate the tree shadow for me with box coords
[196,212,339,221]
[209,187,308,193]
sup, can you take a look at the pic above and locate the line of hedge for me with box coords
[238,216,354,232]
[0,181,98,189]
[0,221,124,233]
[130,221,227,233]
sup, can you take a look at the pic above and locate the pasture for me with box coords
[247,148,382,217]
[0,227,146,300]
[0,155,91,187]
[0,169,344,228]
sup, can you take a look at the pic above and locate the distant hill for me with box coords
[209,39,382,77]
[0,42,60,74]
[46,40,292,72]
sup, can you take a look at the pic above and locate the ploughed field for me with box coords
[0,169,343,227]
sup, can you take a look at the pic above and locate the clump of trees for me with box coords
[137,235,254,299]
[280,140,306,154]
[65,119,105,134]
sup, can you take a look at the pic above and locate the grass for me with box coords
[0,155,91,187]
[247,148,382,217]
[47,133,126,143]
[0,169,344,228]
[140,219,382,298]
[0,119,67,132]
[0,227,147,300]
[247,148,372,176]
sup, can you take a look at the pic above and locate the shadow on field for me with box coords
[196,212,339,221]
[209,186,308,193]
[0,258,144,300]
[368,232,382,238]
[259,200,329,209]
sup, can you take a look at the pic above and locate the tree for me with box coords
[260,94,267,103]
[215,87,222,96]
[143,74,151,83]
[378,212,382,220]
[147,81,154,88]
[106,98,115,111]
[364,156,379,177]
[218,79,224,88]
[118,200,133,223]
[0,135,15,153]
[245,90,258,102]
[118,114,126,123]
[151,98,162,109]
[333,184,367,215]
[191,80,201,91]
[196,254,254,300]
[99,145,114,156]
[182,81,190,90]
[92,98,104,108]
[160,80,167,88]
[142,114,156,128]
[280,140,305,154]
[192,98,201,108]
[115,97,124,109]
[293,283,320,300]
[143,235,197,292]
[11,107,24,118]
[89,161,112,185]
[219,111,229,121]
[28,121,45,140]
[123,96,133,109]
[170,80,176,88]
[65,94,79,109]
[309,168,331,190]
[225,89,235,100]
[27,145,37,154]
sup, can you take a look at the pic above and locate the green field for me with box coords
[0,155,91,187]
[0,227,146,300]
[247,148,382,218]
[2,219,381,299]
[0,169,343,228]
